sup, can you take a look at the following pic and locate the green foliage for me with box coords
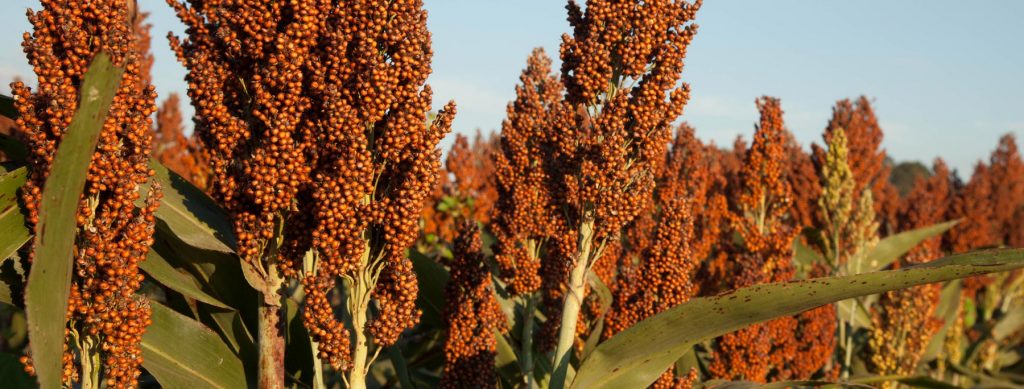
[24,53,123,389]
[570,249,1024,389]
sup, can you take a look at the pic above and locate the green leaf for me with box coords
[140,237,232,309]
[860,220,958,273]
[411,250,448,327]
[0,168,29,263]
[0,134,28,163]
[142,302,249,389]
[703,380,872,389]
[25,53,123,389]
[581,270,612,361]
[992,302,1024,342]
[0,95,16,120]
[570,248,1024,389]
[852,374,964,389]
[0,352,35,389]
[145,160,235,254]
[793,237,824,268]
[922,280,961,362]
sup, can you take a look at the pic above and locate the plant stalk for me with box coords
[258,265,286,389]
[346,245,376,389]
[551,218,596,389]
[79,335,100,389]
[521,294,537,388]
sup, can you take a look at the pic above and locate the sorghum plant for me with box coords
[823,97,900,234]
[604,124,723,388]
[542,1,702,385]
[13,0,160,386]
[867,160,952,385]
[708,97,799,382]
[168,0,454,387]
[440,222,508,388]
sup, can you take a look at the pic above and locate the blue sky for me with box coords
[2,1,1022,175]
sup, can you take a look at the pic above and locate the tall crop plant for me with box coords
[0,1,1024,389]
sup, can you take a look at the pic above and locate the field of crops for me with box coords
[0,0,1022,388]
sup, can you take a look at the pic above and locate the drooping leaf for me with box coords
[0,168,29,264]
[411,249,448,327]
[570,248,1024,389]
[142,302,248,388]
[140,237,231,309]
[0,352,35,389]
[144,160,235,254]
[0,134,27,164]
[24,53,123,389]
[0,95,16,120]
[859,220,958,273]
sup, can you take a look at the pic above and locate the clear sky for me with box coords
[1,1,1022,175]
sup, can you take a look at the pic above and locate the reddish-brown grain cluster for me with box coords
[708,97,799,382]
[152,93,209,191]
[538,0,703,351]
[603,125,725,386]
[491,48,564,296]
[169,0,454,370]
[867,160,952,380]
[440,223,508,388]
[13,0,160,386]
[423,132,499,243]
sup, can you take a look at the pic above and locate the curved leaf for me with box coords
[142,302,249,389]
[0,168,29,263]
[0,95,16,120]
[0,352,35,389]
[140,238,231,309]
[860,220,958,273]
[145,160,235,253]
[25,53,123,389]
[0,134,27,165]
[570,248,1024,389]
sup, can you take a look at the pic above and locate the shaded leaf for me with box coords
[0,352,35,389]
[570,248,1024,389]
[145,160,235,254]
[0,95,15,120]
[411,250,448,327]
[0,134,27,164]
[25,53,123,389]
[142,302,249,389]
[140,237,231,309]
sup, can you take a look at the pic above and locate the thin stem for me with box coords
[521,294,537,388]
[79,335,100,389]
[346,242,376,389]
[551,217,596,389]
[258,264,286,389]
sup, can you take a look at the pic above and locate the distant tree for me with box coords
[889,160,931,197]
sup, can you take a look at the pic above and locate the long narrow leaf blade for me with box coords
[860,220,958,273]
[571,248,1024,389]
[25,53,123,389]
[140,238,232,309]
[142,302,248,388]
